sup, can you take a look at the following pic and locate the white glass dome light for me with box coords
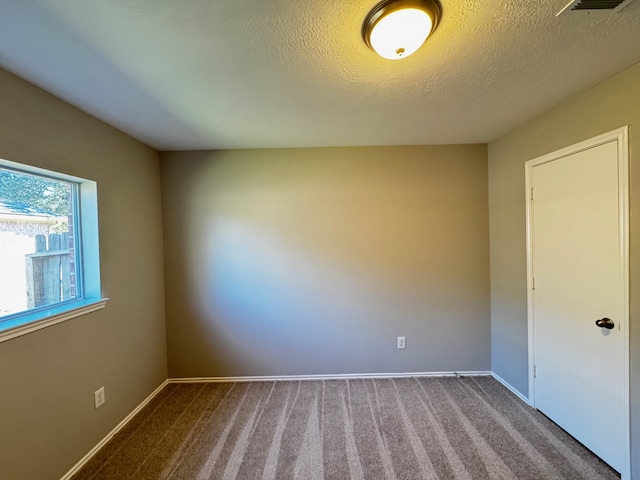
[369,8,432,60]
[363,0,441,60]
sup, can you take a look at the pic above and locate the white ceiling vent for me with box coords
[557,0,636,15]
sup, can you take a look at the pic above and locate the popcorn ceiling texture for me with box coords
[0,0,639,150]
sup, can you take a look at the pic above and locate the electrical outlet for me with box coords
[94,386,106,409]
[397,336,406,349]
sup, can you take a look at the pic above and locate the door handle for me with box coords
[595,318,615,330]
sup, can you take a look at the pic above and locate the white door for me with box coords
[527,129,629,475]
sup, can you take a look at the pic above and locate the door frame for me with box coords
[524,126,630,478]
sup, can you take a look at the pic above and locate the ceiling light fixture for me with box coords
[362,0,441,60]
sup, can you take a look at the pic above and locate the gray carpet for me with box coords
[72,376,619,479]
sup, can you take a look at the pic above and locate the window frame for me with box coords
[0,158,107,342]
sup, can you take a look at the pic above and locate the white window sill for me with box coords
[0,298,109,343]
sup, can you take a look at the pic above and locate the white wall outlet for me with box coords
[94,386,106,409]
[397,336,406,349]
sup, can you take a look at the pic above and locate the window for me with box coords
[0,159,105,342]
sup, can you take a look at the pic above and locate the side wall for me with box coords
[160,145,490,378]
[488,61,640,476]
[0,69,167,479]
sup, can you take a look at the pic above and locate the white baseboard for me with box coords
[169,370,493,383]
[491,372,532,406]
[60,379,169,480]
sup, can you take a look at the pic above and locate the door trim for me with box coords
[524,126,629,478]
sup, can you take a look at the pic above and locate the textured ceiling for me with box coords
[0,0,640,150]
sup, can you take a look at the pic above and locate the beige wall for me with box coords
[161,146,491,378]
[0,69,167,479]
[488,61,640,476]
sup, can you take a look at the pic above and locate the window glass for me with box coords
[0,167,81,317]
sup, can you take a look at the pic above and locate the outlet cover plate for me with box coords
[94,386,105,409]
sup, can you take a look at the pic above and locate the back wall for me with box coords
[160,145,490,377]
